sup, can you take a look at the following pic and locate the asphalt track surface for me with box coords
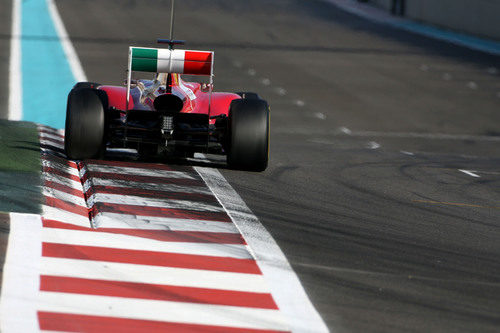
[3,0,500,331]
[0,0,12,119]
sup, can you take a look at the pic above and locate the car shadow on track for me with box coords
[103,148,228,170]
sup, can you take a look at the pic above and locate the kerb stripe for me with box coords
[43,219,245,244]
[40,275,277,309]
[40,136,64,146]
[38,312,288,333]
[44,196,88,217]
[87,185,216,203]
[42,153,79,169]
[38,128,64,138]
[92,213,238,233]
[43,166,80,182]
[41,257,270,292]
[42,243,262,274]
[45,180,84,198]
[91,202,231,222]
[82,171,203,187]
[83,158,193,172]
[40,143,65,155]
[83,164,198,179]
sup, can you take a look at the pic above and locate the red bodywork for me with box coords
[99,74,241,124]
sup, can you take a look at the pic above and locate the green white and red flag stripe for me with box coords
[129,47,214,76]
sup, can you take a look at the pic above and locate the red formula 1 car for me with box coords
[64,40,269,171]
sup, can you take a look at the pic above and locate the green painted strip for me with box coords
[131,48,159,72]
[0,120,42,214]
[131,58,158,72]
[0,120,40,173]
[131,48,158,59]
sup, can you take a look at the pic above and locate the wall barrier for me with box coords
[369,0,500,40]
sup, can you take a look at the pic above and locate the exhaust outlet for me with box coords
[154,93,184,113]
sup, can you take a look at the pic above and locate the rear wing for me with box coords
[126,46,214,109]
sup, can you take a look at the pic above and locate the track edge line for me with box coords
[195,166,329,333]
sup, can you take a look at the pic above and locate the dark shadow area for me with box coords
[0,33,428,56]
[0,172,42,214]
[1,0,497,68]
[294,0,500,68]
[103,150,229,171]
[9,145,41,153]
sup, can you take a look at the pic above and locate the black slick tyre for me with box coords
[227,98,269,171]
[64,88,106,160]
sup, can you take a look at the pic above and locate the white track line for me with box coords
[0,214,42,332]
[366,141,381,149]
[41,257,270,293]
[459,169,481,178]
[8,0,22,120]
[400,150,415,156]
[196,167,329,332]
[42,228,252,259]
[46,0,87,82]
[38,292,288,331]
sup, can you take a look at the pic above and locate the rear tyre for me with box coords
[64,88,106,160]
[227,98,269,171]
